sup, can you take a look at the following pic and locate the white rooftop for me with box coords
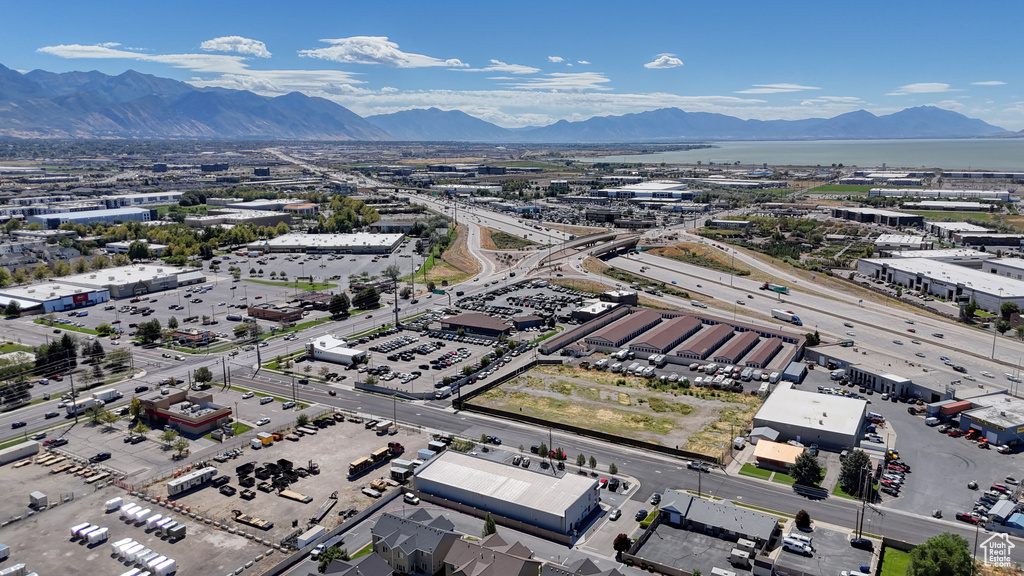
[415,451,596,514]
[256,233,404,249]
[862,257,1024,297]
[985,258,1024,273]
[0,282,102,302]
[875,234,928,245]
[928,222,991,232]
[887,248,991,260]
[615,181,689,192]
[838,207,909,218]
[755,382,866,437]
[59,264,200,289]
[310,334,353,352]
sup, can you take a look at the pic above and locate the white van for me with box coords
[610,362,623,373]
[784,532,813,548]
[924,417,940,426]
[783,539,812,556]
[691,300,707,308]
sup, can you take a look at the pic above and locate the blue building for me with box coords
[28,207,154,229]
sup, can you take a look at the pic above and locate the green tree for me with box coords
[160,429,178,448]
[172,436,190,458]
[482,512,497,537]
[1016,325,1024,341]
[576,453,586,469]
[297,413,311,427]
[100,409,120,431]
[790,451,823,486]
[1001,301,1019,321]
[32,265,52,281]
[351,287,380,311]
[317,547,350,573]
[795,509,811,529]
[537,442,548,459]
[589,456,597,472]
[608,463,618,475]
[613,533,632,556]
[838,449,872,496]
[91,254,110,270]
[95,322,113,336]
[167,316,178,330]
[907,533,972,576]
[964,298,978,319]
[194,366,213,385]
[136,319,162,344]
[129,397,144,420]
[0,268,10,288]
[4,300,21,318]
[86,403,104,424]
[328,293,350,319]
[127,241,151,261]
[996,319,1012,335]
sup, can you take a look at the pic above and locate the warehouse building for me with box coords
[571,301,620,322]
[249,233,404,254]
[752,382,867,451]
[830,207,923,227]
[628,316,701,355]
[874,234,932,254]
[982,258,1024,281]
[184,209,291,229]
[599,290,639,306]
[440,313,511,338]
[953,233,1024,248]
[27,207,153,229]
[804,345,947,403]
[583,309,663,349]
[0,282,109,313]
[869,188,1009,201]
[58,264,205,299]
[712,331,759,365]
[674,324,734,360]
[956,392,1024,447]
[414,451,599,535]
[884,248,992,268]
[927,221,992,241]
[305,335,366,367]
[858,257,1024,313]
[658,491,779,550]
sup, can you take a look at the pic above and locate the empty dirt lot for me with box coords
[471,365,762,456]
[144,418,432,544]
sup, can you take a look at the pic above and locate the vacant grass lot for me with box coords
[472,364,761,456]
[480,227,538,250]
[879,548,911,576]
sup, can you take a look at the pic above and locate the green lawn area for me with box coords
[34,319,99,335]
[155,204,209,217]
[739,464,771,479]
[772,471,797,485]
[491,231,538,250]
[243,278,337,291]
[350,542,373,559]
[880,548,911,576]
[832,483,859,499]
[0,343,32,353]
[638,508,658,528]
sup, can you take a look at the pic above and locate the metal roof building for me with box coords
[441,313,512,337]
[752,382,867,451]
[628,316,702,355]
[712,331,759,364]
[413,450,599,535]
[583,309,663,349]
[673,324,734,360]
[859,257,1024,313]
[744,337,783,368]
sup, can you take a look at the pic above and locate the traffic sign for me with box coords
[432,289,446,295]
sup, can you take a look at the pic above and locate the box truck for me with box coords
[66,398,103,416]
[92,388,123,402]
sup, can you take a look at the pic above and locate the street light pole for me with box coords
[993,287,1003,359]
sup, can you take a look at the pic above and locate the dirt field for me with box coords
[471,365,762,456]
[0,449,267,576]
[136,420,432,544]
[438,223,481,277]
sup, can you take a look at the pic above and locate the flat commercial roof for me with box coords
[676,323,732,357]
[837,207,909,218]
[254,233,404,249]
[875,234,929,245]
[984,258,1024,273]
[962,394,1024,429]
[443,312,511,333]
[752,440,805,466]
[904,201,993,210]
[888,248,990,260]
[755,382,866,437]
[928,222,991,232]
[862,257,1024,297]
[415,451,596,515]
[0,282,101,302]
[59,264,199,288]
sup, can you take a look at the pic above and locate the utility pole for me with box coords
[222,357,228,389]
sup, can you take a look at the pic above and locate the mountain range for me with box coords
[0,63,1011,142]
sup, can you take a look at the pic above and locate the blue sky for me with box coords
[6,0,1024,129]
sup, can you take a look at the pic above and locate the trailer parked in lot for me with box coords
[167,466,217,496]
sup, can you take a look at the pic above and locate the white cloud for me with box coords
[547,56,564,63]
[737,83,820,94]
[200,36,271,58]
[800,96,863,105]
[462,60,539,74]
[887,82,952,96]
[577,60,590,65]
[972,81,1006,86]
[299,36,466,68]
[644,54,683,69]
[495,72,612,92]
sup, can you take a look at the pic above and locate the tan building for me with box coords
[141,389,231,435]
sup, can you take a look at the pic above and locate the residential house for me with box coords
[372,510,459,576]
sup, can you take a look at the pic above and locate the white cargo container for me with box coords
[79,526,102,541]
[159,521,177,535]
[115,540,137,558]
[146,514,163,529]
[123,543,145,561]
[133,508,151,523]
[110,538,132,554]
[155,518,173,532]
[104,497,123,511]
[132,549,152,564]
[70,522,90,538]
[146,555,167,571]
[297,525,325,548]
[154,558,176,576]
[121,504,141,520]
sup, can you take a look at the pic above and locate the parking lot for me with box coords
[774,526,875,576]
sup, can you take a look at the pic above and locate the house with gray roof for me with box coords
[315,553,394,576]
[371,510,459,576]
[659,491,779,549]
[541,558,626,576]
[444,533,541,576]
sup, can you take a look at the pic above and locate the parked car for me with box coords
[635,509,649,522]
[609,509,621,521]
[850,538,874,551]
[90,452,112,462]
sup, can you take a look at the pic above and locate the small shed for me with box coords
[748,427,780,445]
[29,491,47,509]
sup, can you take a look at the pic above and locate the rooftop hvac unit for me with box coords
[108,276,115,281]
[90,274,96,279]
[27,289,34,293]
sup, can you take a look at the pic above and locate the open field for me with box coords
[649,243,752,277]
[904,210,995,222]
[879,548,911,576]
[471,364,761,456]
[439,223,481,277]
[808,185,874,193]
[479,227,538,251]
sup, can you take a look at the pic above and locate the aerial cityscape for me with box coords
[1,3,1024,576]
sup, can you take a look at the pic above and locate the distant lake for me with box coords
[576,138,1024,171]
